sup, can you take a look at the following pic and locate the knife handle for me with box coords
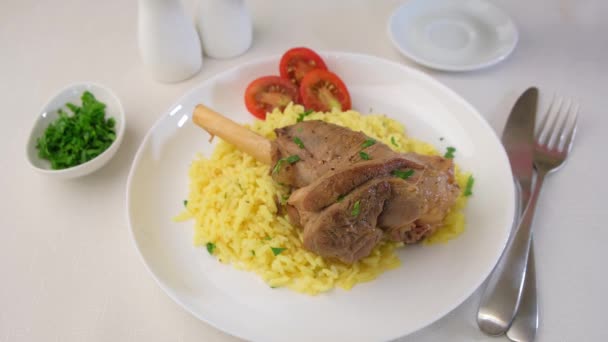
[477,171,546,335]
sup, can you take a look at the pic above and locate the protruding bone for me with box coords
[192,104,274,165]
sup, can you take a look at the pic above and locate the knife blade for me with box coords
[477,87,538,336]
[502,87,538,210]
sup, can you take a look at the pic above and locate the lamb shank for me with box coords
[193,105,460,264]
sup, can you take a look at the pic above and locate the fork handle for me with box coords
[477,170,546,335]
[506,239,539,342]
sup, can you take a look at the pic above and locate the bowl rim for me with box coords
[25,81,126,176]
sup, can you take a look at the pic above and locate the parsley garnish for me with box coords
[251,250,256,256]
[296,109,313,122]
[359,151,371,160]
[464,175,475,196]
[35,91,116,169]
[272,154,301,174]
[271,247,286,256]
[337,194,346,202]
[206,242,216,255]
[286,155,300,163]
[264,236,271,241]
[444,147,456,159]
[392,169,414,180]
[293,137,305,149]
[351,200,361,217]
[362,138,376,148]
[390,136,398,147]
[183,200,188,207]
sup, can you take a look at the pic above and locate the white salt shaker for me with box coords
[138,0,203,82]
[196,0,253,59]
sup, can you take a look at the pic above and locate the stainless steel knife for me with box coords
[477,87,538,336]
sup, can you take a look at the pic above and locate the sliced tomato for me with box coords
[300,69,351,112]
[279,47,328,87]
[244,76,300,119]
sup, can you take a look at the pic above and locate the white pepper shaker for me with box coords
[138,0,203,82]
[196,0,253,59]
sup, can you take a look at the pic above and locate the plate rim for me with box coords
[126,51,515,341]
[387,0,519,72]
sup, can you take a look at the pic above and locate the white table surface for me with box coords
[1,0,607,341]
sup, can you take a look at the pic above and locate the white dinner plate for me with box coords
[388,0,518,71]
[127,52,515,342]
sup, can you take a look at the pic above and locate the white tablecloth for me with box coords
[1,0,606,341]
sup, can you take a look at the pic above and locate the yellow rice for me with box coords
[175,103,470,295]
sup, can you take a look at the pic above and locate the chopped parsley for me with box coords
[296,109,313,122]
[293,137,305,149]
[392,169,415,180]
[391,136,399,147]
[337,194,346,202]
[206,242,216,255]
[444,147,456,159]
[35,91,116,169]
[351,200,361,217]
[271,247,286,256]
[286,155,300,163]
[359,151,371,160]
[272,154,300,174]
[464,175,475,196]
[361,138,376,148]
[251,250,256,256]
[183,200,188,207]
[264,236,272,241]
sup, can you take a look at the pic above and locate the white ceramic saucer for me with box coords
[388,0,518,71]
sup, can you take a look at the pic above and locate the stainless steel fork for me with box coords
[481,97,579,341]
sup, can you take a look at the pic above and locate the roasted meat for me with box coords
[192,105,460,264]
[272,121,460,262]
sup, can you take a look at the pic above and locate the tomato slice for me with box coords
[244,76,300,119]
[300,69,351,112]
[279,47,328,87]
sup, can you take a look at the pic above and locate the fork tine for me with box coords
[562,104,579,153]
[556,102,577,151]
[550,99,572,149]
[536,95,559,144]
[541,97,565,147]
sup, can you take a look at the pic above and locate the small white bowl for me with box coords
[26,83,126,179]
[388,0,518,71]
